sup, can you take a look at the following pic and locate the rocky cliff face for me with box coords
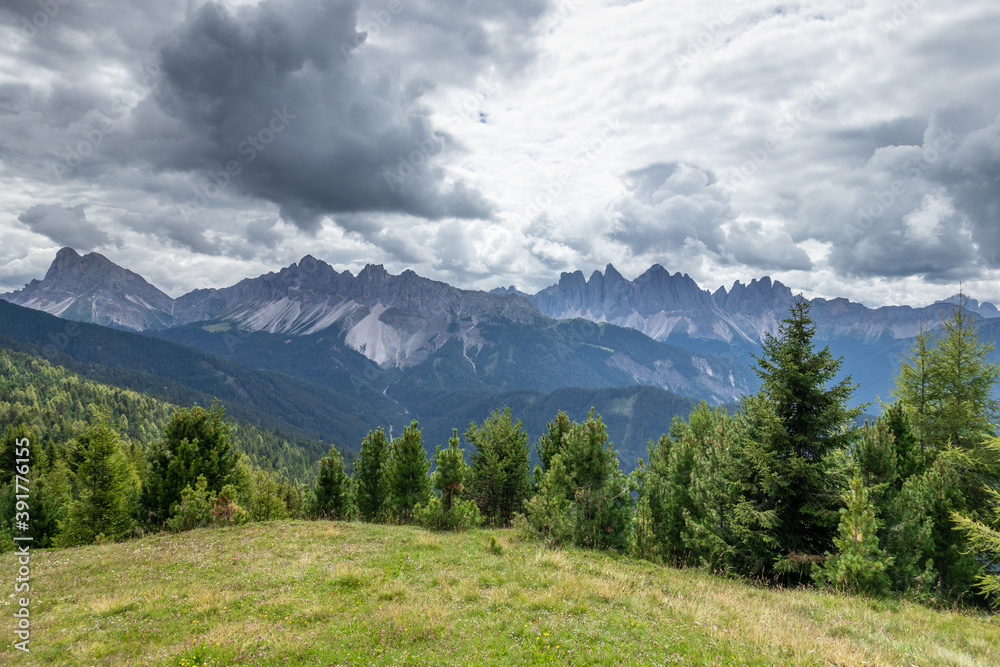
[511,265,999,345]
[1,249,544,369]
[526,264,751,345]
[0,248,174,330]
[172,255,544,368]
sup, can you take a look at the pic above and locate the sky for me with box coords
[1,0,999,306]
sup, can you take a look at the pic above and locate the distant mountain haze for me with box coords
[4,248,997,409]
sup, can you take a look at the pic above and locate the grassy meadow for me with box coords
[2,520,998,666]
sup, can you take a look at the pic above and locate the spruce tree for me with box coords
[314,446,352,520]
[386,420,430,523]
[467,407,531,527]
[742,299,862,578]
[140,402,237,527]
[355,427,390,522]
[57,416,137,546]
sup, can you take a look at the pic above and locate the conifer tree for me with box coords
[355,427,390,522]
[467,407,531,527]
[953,486,1000,608]
[892,323,935,457]
[894,296,1000,458]
[536,411,572,474]
[415,429,481,531]
[386,420,430,523]
[313,446,352,520]
[57,416,137,546]
[434,429,468,512]
[647,430,697,565]
[814,472,893,595]
[527,409,631,551]
[740,299,862,578]
[140,402,237,527]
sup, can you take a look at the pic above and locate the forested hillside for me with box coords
[0,348,332,481]
[0,298,406,446]
[2,298,999,618]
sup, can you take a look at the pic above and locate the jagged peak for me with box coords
[357,263,390,281]
[604,263,624,280]
[556,270,586,287]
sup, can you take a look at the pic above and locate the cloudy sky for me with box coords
[2,0,999,306]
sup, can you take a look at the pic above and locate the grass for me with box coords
[2,520,998,665]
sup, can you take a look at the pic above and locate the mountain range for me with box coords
[4,247,996,423]
[496,263,1000,350]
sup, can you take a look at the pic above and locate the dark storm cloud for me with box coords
[134,0,498,231]
[17,204,111,250]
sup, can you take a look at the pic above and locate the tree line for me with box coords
[2,297,999,608]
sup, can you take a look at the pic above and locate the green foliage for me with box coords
[536,411,572,475]
[140,402,238,527]
[355,427,390,522]
[526,409,632,551]
[240,463,291,523]
[416,429,482,531]
[894,297,1000,457]
[467,407,531,527]
[646,430,696,565]
[165,476,213,532]
[313,446,353,520]
[386,420,430,524]
[209,484,247,526]
[814,473,893,596]
[852,411,937,596]
[953,486,1000,608]
[743,299,862,579]
[56,416,138,546]
[925,296,999,453]
[890,298,1000,602]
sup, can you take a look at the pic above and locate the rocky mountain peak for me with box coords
[3,247,174,330]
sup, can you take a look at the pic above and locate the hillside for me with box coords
[2,521,996,666]
[0,298,406,449]
[0,347,333,482]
